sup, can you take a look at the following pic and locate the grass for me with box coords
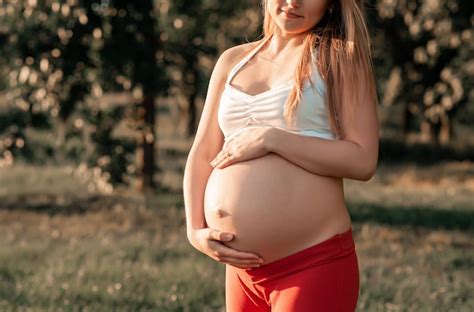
[0,163,473,311]
[0,194,225,311]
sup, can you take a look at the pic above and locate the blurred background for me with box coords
[0,0,472,311]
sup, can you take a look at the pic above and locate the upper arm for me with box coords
[340,70,380,178]
[189,47,237,161]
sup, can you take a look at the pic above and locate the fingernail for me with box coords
[225,234,233,240]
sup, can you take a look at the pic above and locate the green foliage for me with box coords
[374,0,473,144]
[0,0,162,185]
[0,0,472,182]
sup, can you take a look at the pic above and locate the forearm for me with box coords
[265,128,376,181]
[183,150,213,237]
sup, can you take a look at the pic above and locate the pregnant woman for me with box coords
[183,0,379,311]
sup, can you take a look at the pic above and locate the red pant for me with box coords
[225,227,359,311]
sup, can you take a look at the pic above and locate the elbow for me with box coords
[359,167,375,182]
[358,158,378,181]
[345,142,379,181]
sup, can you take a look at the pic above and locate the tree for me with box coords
[375,0,473,145]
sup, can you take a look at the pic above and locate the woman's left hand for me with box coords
[210,127,273,169]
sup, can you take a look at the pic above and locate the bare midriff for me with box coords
[203,151,352,265]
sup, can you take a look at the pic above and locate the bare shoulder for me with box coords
[207,41,259,92]
[190,40,261,159]
[218,40,262,77]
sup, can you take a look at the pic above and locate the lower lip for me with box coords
[283,11,302,19]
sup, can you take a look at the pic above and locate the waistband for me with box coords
[236,227,356,284]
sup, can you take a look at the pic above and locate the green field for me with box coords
[0,162,473,311]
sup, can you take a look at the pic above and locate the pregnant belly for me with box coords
[204,152,350,264]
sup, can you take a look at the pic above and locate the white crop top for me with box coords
[217,35,339,142]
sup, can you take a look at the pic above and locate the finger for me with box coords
[218,257,263,266]
[213,154,231,168]
[215,158,229,169]
[211,241,263,260]
[210,150,226,167]
[223,262,261,269]
[209,152,221,167]
[220,261,262,269]
[216,154,237,169]
[208,229,233,242]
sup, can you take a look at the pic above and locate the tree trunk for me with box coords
[187,90,197,137]
[137,94,156,191]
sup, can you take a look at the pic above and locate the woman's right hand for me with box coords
[187,227,265,269]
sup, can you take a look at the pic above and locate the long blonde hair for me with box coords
[240,0,379,139]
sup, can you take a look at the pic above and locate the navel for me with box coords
[214,208,223,218]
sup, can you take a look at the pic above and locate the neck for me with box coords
[265,31,307,58]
